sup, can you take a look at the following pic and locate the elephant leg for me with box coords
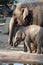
[25,35,32,53]
[37,43,41,54]
[35,34,41,54]
[24,42,27,52]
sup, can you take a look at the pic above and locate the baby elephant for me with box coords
[13,25,43,54]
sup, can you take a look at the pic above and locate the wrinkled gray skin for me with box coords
[8,2,43,46]
[13,25,43,54]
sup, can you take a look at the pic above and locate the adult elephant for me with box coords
[8,2,43,46]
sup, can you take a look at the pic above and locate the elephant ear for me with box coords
[22,32,26,40]
[23,7,29,20]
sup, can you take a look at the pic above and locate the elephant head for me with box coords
[13,6,33,25]
[13,30,26,47]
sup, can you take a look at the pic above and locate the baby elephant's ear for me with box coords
[22,32,26,40]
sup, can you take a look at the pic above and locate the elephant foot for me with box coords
[37,50,41,54]
[29,49,32,53]
[10,41,13,46]
[8,39,13,46]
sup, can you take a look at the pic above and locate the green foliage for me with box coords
[0,0,10,4]
[0,0,18,4]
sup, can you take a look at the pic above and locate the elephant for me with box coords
[13,25,43,54]
[8,2,43,46]
[8,7,33,46]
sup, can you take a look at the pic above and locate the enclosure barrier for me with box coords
[0,50,43,64]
